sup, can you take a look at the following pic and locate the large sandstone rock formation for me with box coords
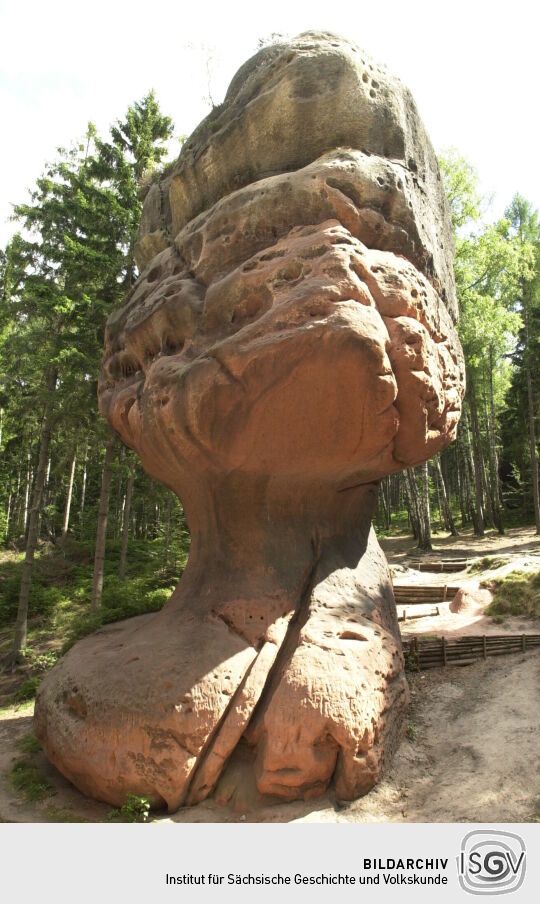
[35,32,465,811]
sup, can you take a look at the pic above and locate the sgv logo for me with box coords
[457,830,526,895]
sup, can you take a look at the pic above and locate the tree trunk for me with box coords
[23,449,31,533]
[91,435,116,610]
[5,485,12,539]
[61,445,77,539]
[114,446,125,539]
[435,453,458,535]
[118,463,135,580]
[467,378,494,529]
[379,478,390,530]
[526,365,540,533]
[454,444,467,527]
[163,491,173,569]
[521,277,540,533]
[486,349,504,533]
[78,437,89,538]
[10,369,57,664]
[12,456,22,535]
[404,468,421,542]
[417,462,433,551]
[461,407,484,535]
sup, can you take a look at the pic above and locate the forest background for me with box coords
[1,7,539,697]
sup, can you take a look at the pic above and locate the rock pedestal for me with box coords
[35,32,465,811]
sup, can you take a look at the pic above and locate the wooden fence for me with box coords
[402,634,540,669]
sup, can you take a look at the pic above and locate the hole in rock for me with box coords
[260,249,287,262]
[340,631,368,642]
[163,337,184,356]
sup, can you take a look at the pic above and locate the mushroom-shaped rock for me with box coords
[35,32,465,811]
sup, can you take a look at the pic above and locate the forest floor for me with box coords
[0,525,539,823]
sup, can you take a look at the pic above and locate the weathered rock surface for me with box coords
[35,32,465,811]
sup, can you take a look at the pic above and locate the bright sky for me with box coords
[1,0,538,247]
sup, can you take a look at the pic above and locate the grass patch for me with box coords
[15,732,41,755]
[11,677,40,704]
[45,805,87,823]
[9,758,51,803]
[469,556,510,574]
[486,570,540,620]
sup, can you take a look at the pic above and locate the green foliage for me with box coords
[438,149,482,232]
[107,793,151,823]
[0,535,188,692]
[9,758,51,802]
[0,91,175,569]
[404,649,420,672]
[15,732,41,754]
[11,677,40,703]
[486,570,540,619]
[406,721,418,740]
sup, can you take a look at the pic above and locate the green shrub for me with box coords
[406,722,417,740]
[404,649,420,672]
[107,793,151,823]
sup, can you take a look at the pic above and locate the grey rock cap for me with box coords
[136,31,457,322]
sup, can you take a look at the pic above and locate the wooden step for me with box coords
[407,558,468,573]
[393,584,459,603]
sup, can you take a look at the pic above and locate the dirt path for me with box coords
[1,651,538,824]
[160,651,540,823]
[380,524,540,562]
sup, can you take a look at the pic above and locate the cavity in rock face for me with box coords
[35,31,465,812]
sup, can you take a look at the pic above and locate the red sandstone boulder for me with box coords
[450,585,494,614]
[35,32,465,811]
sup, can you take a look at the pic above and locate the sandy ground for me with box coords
[382,526,540,639]
[2,651,538,824]
[0,526,538,823]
